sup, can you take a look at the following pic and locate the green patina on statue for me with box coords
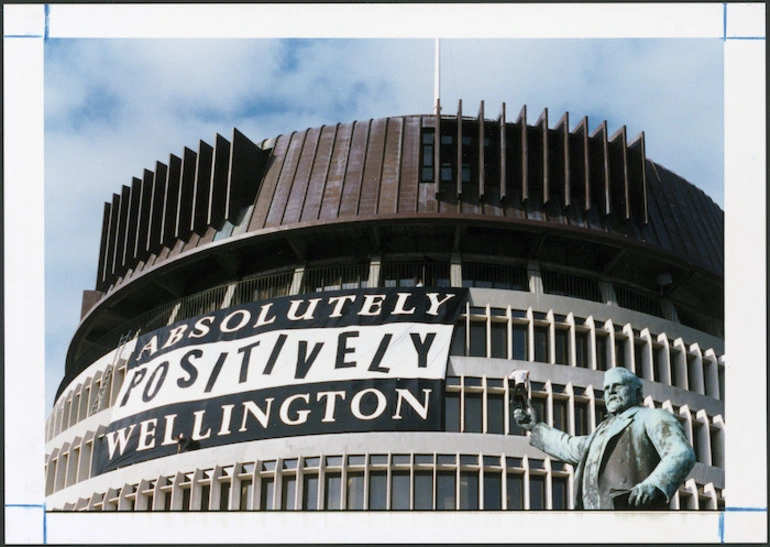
[513,367,696,510]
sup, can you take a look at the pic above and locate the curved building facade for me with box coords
[46,101,725,512]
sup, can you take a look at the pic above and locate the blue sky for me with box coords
[44,37,724,409]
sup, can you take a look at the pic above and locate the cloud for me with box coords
[44,37,723,408]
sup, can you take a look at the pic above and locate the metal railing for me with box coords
[614,285,664,318]
[380,262,451,287]
[462,262,528,290]
[302,264,369,293]
[541,269,603,302]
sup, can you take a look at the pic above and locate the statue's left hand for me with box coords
[628,482,665,508]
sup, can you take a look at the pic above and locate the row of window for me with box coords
[450,305,724,400]
[44,374,725,496]
[52,453,724,512]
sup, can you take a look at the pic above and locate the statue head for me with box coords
[603,367,643,415]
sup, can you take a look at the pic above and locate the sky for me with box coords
[43,37,724,410]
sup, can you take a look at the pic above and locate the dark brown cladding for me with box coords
[94,103,723,292]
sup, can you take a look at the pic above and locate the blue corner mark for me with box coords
[5,504,47,544]
[722,2,727,41]
[44,4,50,41]
[719,507,767,543]
[723,2,766,41]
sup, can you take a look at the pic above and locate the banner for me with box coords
[94,288,468,475]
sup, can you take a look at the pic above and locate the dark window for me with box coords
[483,472,502,510]
[391,471,410,510]
[464,392,483,433]
[635,340,645,371]
[552,476,568,510]
[534,326,549,363]
[596,336,608,371]
[553,399,567,431]
[469,320,486,357]
[450,320,466,355]
[414,471,433,510]
[462,262,528,290]
[218,482,229,511]
[576,331,589,368]
[513,324,528,360]
[282,475,297,510]
[436,471,456,510]
[531,397,546,428]
[444,392,460,432]
[529,475,546,509]
[687,355,700,392]
[242,479,255,510]
[575,400,590,436]
[655,347,669,383]
[555,329,568,365]
[324,473,341,510]
[487,393,505,434]
[181,487,191,512]
[163,491,171,511]
[368,471,387,510]
[421,130,435,182]
[692,423,704,463]
[506,474,524,510]
[346,472,364,510]
[303,475,318,510]
[459,471,479,510]
[615,338,627,367]
[200,484,210,512]
[490,322,507,358]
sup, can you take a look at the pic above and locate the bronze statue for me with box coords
[513,367,695,509]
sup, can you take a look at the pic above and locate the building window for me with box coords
[324,473,342,510]
[487,391,505,434]
[490,321,507,359]
[282,475,297,510]
[436,471,456,510]
[529,474,546,510]
[302,474,319,510]
[552,475,569,510]
[420,130,435,182]
[459,471,479,510]
[414,471,433,510]
[575,400,590,436]
[468,320,486,357]
[303,264,368,292]
[346,472,365,510]
[512,323,528,361]
[391,471,410,510]
[576,330,589,368]
[541,269,602,302]
[464,391,483,433]
[368,471,387,510]
[483,471,502,510]
[238,479,253,510]
[554,328,568,365]
[596,335,609,371]
[444,390,461,432]
[382,261,450,288]
[533,326,549,363]
[552,398,568,431]
[462,262,528,290]
[506,473,524,510]
[450,319,466,356]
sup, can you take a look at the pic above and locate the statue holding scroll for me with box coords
[512,367,696,509]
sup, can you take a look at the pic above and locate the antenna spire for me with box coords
[434,38,441,115]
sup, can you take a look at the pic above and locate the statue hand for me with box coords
[512,402,538,431]
[628,482,665,508]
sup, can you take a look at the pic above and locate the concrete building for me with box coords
[45,101,724,512]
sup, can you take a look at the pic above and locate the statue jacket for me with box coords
[529,406,695,509]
